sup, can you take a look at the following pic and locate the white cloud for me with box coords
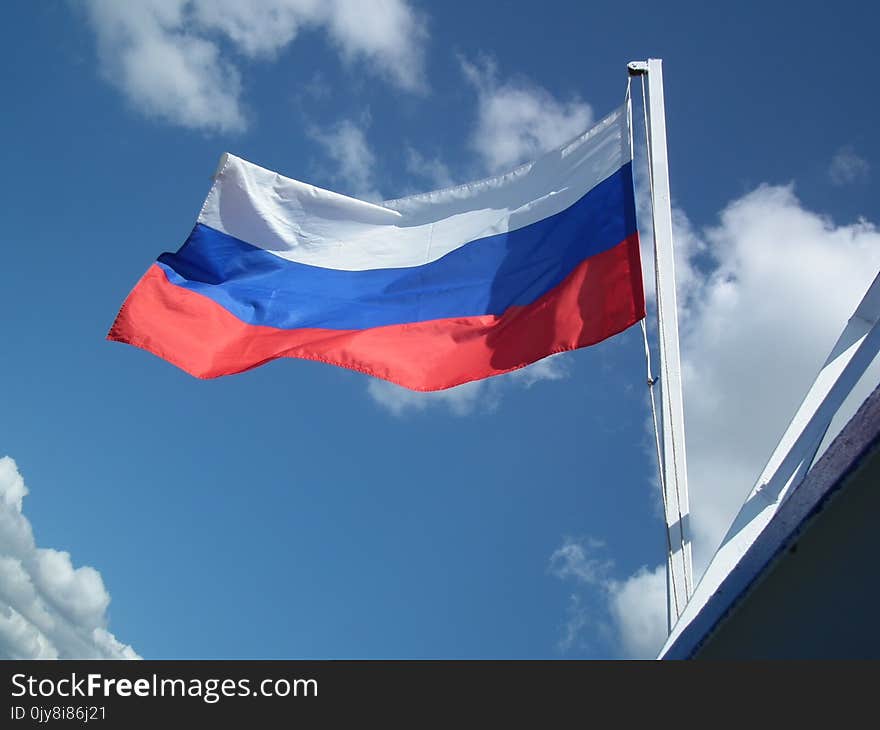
[461,57,593,173]
[310,118,382,200]
[404,146,455,190]
[828,145,870,186]
[606,564,667,659]
[0,457,137,659]
[548,537,610,584]
[404,58,593,191]
[321,0,427,92]
[190,0,312,58]
[552,183,880,658]
[81,0,426,132]
[84,0,245,133]
[366,379,489,417]
[548,537,665,658]
[680,185,880,563]
[366,354,567,417]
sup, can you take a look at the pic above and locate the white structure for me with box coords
[659,271,880,659]
[629,58,880,658]
[628,58,694,627]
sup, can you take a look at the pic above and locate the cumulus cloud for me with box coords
[81,0,426,132]
[310,118,382,200]
[680,185,880,562]
[605,565,667,659]
[83,0,245,133]
[320,0,427,91]
[548,537,665,658]
[461,56,593,173]
[828,145,870,186]
[0,457,137,659]
[569,182,880,658]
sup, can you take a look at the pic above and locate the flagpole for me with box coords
[627,59,694,623]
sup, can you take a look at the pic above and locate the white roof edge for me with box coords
[658,381,880,659]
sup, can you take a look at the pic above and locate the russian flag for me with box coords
[108,104,644,391]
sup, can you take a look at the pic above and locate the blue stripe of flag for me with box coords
[157,163,636,331]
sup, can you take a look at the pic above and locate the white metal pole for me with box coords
[628,59,694,618]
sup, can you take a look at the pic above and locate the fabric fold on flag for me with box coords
[108,103,645,391]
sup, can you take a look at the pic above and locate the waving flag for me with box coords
[108,104,644,391]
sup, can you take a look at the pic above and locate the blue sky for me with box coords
[1,1,878,659]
